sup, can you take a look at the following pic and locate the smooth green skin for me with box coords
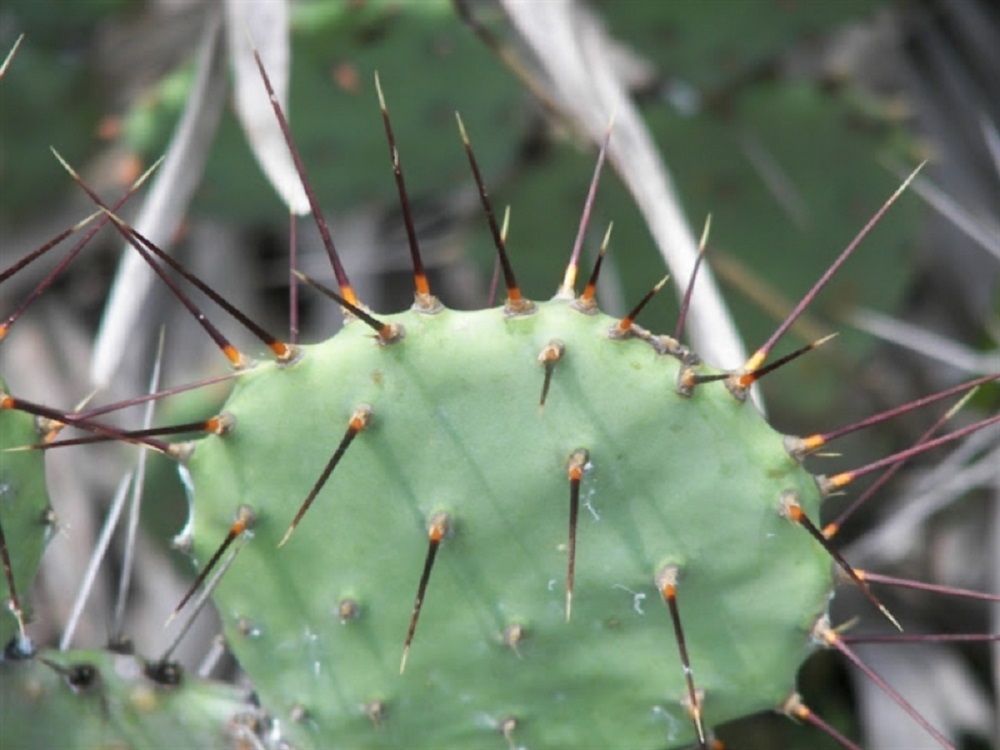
[185,299,833,749]
[0,378,50,646]
[0,649,262,749]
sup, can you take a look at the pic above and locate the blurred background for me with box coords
[1,1,997,748]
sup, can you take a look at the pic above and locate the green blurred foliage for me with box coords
[123,0,525,222]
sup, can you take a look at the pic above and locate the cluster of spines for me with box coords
[2,37,998,750]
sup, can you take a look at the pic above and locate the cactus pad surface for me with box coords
[186,299,833,748]
[0,378,50,646]
[0,648,267,749]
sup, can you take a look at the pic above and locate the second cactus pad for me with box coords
[183,298,832,749]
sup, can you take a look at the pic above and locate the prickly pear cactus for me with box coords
[185,300,831,748]
[0,377,50,646]
[2,4,998,750]
[0,648,269,749]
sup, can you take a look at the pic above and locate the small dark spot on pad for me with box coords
[65,662,100,692]
[144,659,183,686]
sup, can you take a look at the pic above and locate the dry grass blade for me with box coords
[90,7,228,388]
[851,640,994,749]
[846,430,1000,566]
[223,0,308,216]
[0,33,24,79]
[497,0,747,373]
[59,471,133,651]
[895,164,1000,262]
[845,307,1000,376]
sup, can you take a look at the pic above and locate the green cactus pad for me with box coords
[0,378,51,646]
[185,300,833,749]
[0,649,269,749]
